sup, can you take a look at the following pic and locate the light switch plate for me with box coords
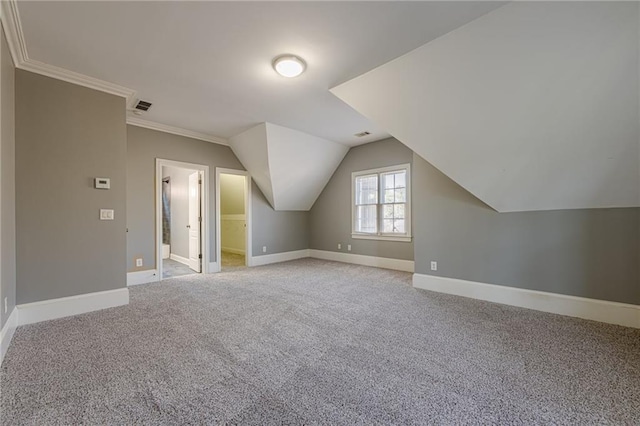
[100,209,114,220]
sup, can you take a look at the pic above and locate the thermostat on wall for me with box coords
[95,177,110,189]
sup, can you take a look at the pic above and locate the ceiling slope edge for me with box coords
[330,1,640,213]
[229,123,275,208]
[230,123,348,211]
[0,0,227,146]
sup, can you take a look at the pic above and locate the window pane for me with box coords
[355,205,377,233]
[383,204,394,219]
[394,204,405,219]
[383,219,394,233]
[394,172,406,188]
[356,175,378,205]
[382,172,395,189]
[384,189,395,203]
[394,188,406,203]
[394,219,405,233]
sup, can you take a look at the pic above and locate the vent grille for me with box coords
[354,131,371,137]
[134,100,152,112]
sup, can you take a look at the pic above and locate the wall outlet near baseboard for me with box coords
[262,246,267,253]
[431,261,438,271]
[135,257,143,267]
[347,244,352,251]
[337,243,342,250]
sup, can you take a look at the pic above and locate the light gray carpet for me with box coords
[221,251,246,270]
[1,259,639,424]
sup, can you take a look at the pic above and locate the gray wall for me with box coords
[16,70,127,304]
[127,125,243,271]
[0,24,16,328]
[310,138,414,260]
[252,181,309,256]
[413,152,640,305]
[128,126,308,267]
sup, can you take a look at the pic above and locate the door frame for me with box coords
[155,158,210,279]
[216,168,252,269]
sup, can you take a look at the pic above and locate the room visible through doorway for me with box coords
[219,173,247,270]
[161,165,203,279]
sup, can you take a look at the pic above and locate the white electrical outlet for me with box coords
[4,297,7,314]
[262,246,267,253]
[337,243,342,250]
[136,258,143,267]
[347,244,352,251]
[431,261,438,271]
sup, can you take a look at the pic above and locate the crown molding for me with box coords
[1,0,228,146]
[126,117,229,146]
[0,0,137,105]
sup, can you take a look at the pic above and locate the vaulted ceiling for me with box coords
[332,1,640,212]
[5,1,636,213]
[13,0,504,146]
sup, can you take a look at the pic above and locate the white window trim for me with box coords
[351,163,412,242]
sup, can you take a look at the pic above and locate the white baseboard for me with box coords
[127,269,159,286]
[309,250,414,273]
[208,262,221,273]
[0,308,18,366]
[250,249,311,267]
[413,273,640,329]
[169,253,190,266]
[222,247,246,255]
[17,288,130,326]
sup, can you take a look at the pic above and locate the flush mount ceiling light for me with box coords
[273,55,306,78]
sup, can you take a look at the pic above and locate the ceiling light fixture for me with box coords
[273,55,306,78]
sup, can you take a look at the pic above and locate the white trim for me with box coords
[309,250,414,272]
[127,117,228,146]
[0,1,137,104]
[127,269,159,286]
[169,253,190,266]
[413,274,640,329]
[23,59,136,101]
[251,249,311,267]
[351,234,412,243]
[208,262,221,273]
[216,168,252,269]
[16,288,129,326]
[156,159,210,278]
[222,247,246,255]
[0,1,229,147]
[0,308,18,366]
[0,0,28,67]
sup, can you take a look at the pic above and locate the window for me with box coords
[352,164,411,242]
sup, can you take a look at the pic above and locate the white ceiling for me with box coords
[16,1,505,146]
[332,1,640,212]
[230,122,348,211]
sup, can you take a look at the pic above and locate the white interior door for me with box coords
[188,172,201,272]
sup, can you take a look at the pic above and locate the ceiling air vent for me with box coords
[134,100,152,112]
[354,131,371,137]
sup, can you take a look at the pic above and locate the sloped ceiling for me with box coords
[331,2,640,212]
[230,123,348,211]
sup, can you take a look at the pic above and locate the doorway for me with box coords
[156,159,210,279]
[216,168,252,271]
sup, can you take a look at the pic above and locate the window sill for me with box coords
[351,233,412,243]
